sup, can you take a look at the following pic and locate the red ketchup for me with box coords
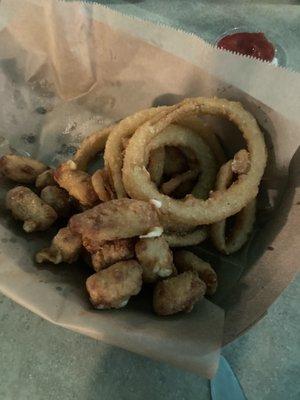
[217,32,275,62]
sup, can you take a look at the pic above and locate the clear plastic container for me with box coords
[215,27,287,67]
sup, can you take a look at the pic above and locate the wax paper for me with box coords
[0,0,299,378]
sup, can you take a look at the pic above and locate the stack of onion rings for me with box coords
[64,96,266,252]
[122,97,266,228]
[210,159,256,254]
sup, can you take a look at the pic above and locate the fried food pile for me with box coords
[0,97,267,316]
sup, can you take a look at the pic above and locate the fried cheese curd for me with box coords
[36,227,82,264]
[0,154,47,183]
[153,271,206,316]
[6,186,57,232]
[135,236,175,283]
[86,260,143,309]
[69,199,162,253]
[91,238,135,272]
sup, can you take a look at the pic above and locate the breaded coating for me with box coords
[6,186,57,232]
[54,161,98,207]
[135,236,175,283]
[36,227,82,264]
[0,154,47,183]
[173,250,217,295]
[86,260,142,309]
[69,199,161,253]
[231,149,250,175]
[91,169,115,202]
[35,169,56,189]
[153,271,206,316]
[91,238,135,271]
[160,169,200,196]
[40,185,72,217]
[163,146,188,177]
[147,147,165,185]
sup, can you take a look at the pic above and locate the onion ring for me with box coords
[231,149,250,174]
[171,178,197,199]
[210,160,256,254]
[92,169,115,202]
[177,115,226,165]
[147,147,165,185]
[73,125,113,171]
[163,146,188,176]
[122,97,266,226]
[161,168,200,196]
[163,226,208,247]
[148,124,217,201]
[104,105,219,198]
[104,106,171,198]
